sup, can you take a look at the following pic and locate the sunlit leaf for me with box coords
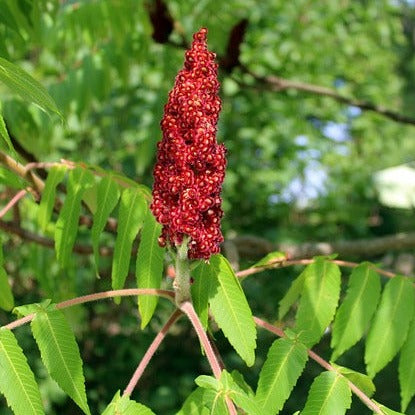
[0,57,61,117]
[55,167,94,268]
[111,187,146,293]
[208,254,257,366]
[365,276,414,378]
[256,337,308,413]
[31,308,90,415]
[399,312,415,411]
[0,328,45,415]
[136,209,164,328]
[301,371,351,415]
[295,258,341,346]
[91,175,120,274]
[331,263,381,361]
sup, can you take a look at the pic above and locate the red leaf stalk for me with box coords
[151,28,226,260]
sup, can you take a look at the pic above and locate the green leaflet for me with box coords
[0,165,26,189]
[331,263,381,361]
[136,209,164,329]
[208,254,257,367]
[0,328,45,415]
[55,167,94,268]
[176,387,210,415]
[102,390,156,415]
[0,244,13,311]
[365,276,415,378]
[330,363,375,397]
[38,165,67,231]
[278,268,307,320]
[91,175,120,274]
[111,187,146,293]
[0,56,61,117]
[0,111,14,153]
[294,258,341,347]
[399,309,415,411]
[373,402,406,415]
[196,371,264,415]
[30,308,90,415]
[255,337,308,414]
[301,371,351,415]
[252,251,286,268]
[191,260,214,330]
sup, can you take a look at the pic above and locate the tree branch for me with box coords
[239,68,415,126]
[231,232,415,260]
[123,309,183,397]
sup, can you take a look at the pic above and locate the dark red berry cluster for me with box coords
[151,28,226,260]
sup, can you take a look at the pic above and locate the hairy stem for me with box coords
[173,240,192,306]
[3,288,175,330]
[253,316,383,415]
[180,301,237,415]
[0,189,27,219]
[123,309,183,397]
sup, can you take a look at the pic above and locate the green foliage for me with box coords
[330,363,375,398]
[301,371,351,415]
[196,370,264,415]
[365,276,415,378]
[0,111,14,153]
[278,267,306,320]
[2,2,415,414]
[255,337,308,414]
[136,209,164,329]
[30,308,90,415]
[102,391,156,415]
[111,187,146,292]
[191,260,214,330]
[252,251,286,268]
[331,263,381,361]
[0,57,61,118]
[208,255,257,366]
[399,309,415,411]
[294,258,341,346]
[0,244,13,311]
[55,167,94,268]
[91,175,121,274]
[0,329,44,415]
[37,165,67,231]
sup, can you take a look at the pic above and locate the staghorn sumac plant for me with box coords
[0,26,414,415]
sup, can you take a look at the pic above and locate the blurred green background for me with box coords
[1,0,415,413]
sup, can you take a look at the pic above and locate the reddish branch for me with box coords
[123,309,183,397]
